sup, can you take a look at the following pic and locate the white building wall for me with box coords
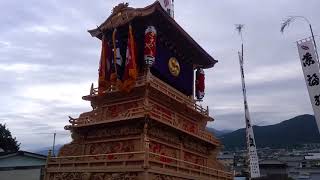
[0,168,41,180]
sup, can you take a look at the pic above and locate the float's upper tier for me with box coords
[88,1,217,69]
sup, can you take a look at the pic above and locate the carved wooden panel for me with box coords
[184,152,206,168]
[148,125,180,145]
[100,100,142,120]
[183,137,208,154]
[47,172,139,180]
[70,129,83,142]
[75,100,144,126]
[149,141,178,164]
[177,114,198,134]
[84,140,138,159]
[149,101,199,135]
[86,124,142,140]
[58,143,83,157]
[151,174,186,180]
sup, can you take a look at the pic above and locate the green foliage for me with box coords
[220,114,320,150]
[0,124,20,152]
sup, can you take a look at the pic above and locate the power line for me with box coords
[13,132,69,135]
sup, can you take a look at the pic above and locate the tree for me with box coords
[0,124,20,152]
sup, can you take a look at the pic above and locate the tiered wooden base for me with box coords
[44,74,232,180]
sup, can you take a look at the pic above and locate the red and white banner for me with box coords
[297,38,320,133]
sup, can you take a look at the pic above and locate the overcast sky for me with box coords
[1,0,319,150]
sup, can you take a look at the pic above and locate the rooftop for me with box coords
[88,1,217,69]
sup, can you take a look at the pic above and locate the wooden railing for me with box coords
[198,130,220,144]
[148,74,209,116]
[87,74,209,117]
[148,152,233,179]
[90,76,147,95]
[149,100,220,145]
[70,106,146,127]
[68,99,146,127]
[47,151,145,171]
[46,151,232,179]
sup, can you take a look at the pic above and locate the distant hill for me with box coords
[219,114,320,150]
[36,144,63,156]
[206,127,232,137]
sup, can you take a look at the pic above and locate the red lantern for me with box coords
[196,68,205,100]
[144,26,157,66]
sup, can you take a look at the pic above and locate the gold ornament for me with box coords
[168,57,180,77]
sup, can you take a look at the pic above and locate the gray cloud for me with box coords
[1,0,319,150]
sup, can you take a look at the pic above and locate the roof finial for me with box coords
[112,2,129,15]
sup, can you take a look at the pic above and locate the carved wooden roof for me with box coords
[88,1,217,69]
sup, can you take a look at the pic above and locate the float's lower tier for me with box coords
[45,120,232,180]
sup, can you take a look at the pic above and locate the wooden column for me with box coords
[44,150,52,180]
[143,122,150,180]
[179,139,183,172]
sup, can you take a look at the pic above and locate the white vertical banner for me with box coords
[238,52,260,178]
[297,38,320,133]
[158,0,174,18]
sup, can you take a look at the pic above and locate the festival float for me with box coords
[44,1,233,180]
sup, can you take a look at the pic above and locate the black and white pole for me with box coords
[158,0,174,18]
[172,0,175,18]
[236,24,260,179]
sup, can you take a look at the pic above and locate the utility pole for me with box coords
[52,132,56,157]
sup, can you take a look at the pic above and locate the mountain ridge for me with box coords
[206,127,232,137]
[218,114,320,150]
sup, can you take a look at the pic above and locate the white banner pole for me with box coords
[238,52,260,178]
[158,0,174,18]
[297,38,320,133]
